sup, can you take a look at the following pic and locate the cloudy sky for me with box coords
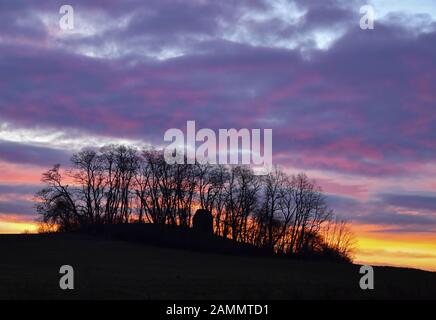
[0,0,435,270]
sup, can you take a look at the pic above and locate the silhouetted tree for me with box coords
[71,150,105,224]
[36,164,80,231]
[36,145,354,262]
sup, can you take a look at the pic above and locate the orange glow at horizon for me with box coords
[0,217,434,271]
[352,224,436,272]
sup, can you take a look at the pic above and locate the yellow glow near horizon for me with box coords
[0,220,38,234]
[353,225,436,272]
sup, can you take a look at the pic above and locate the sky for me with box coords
[0,0,436,271]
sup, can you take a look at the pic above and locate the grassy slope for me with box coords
[0,234,435,299]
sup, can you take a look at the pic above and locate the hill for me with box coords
[0,233,435,299]
[80,223,274,257]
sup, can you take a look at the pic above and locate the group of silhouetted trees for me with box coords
[36,145,355,261]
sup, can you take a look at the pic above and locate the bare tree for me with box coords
[322,217,356,261]
[258,167,286,249]
[100,145,139,224]
[35,164,80,231]
[35,146,355,262]
[71,150,105,224]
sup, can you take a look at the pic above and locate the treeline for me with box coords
[36,145,354,261]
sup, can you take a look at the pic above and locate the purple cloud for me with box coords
[0,0,435,233]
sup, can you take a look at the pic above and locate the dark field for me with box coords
[0,234,435,299]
